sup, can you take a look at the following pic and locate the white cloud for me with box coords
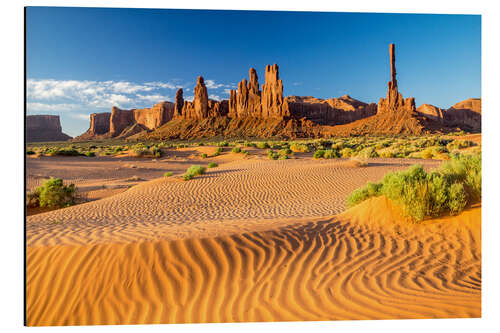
[27,102,80,112]
[136,94,171,103]
[69,113,91,120]
[184,95,194,102]
[205,79,226,89]
[27,78,185,111]
[209,94,221,101]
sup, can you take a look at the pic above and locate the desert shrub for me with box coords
[164,172,173,177]
[26,150,35,155]
[279,148,292,157]
[278,155,289,160]
[183,165,206,181]
[420,148,434,159]
[345,157,368,167]
[242,150,249,156]
[313,149,325,159]
[345,154,481,221]
[27,178,76,208]
[356,147,378,158]
[84,151,96,157]
[290,143,310,153]
[213,147,223,156]
[267,149,279,160]
[232,147,242,153]
[324,149,340,159]
[446,140,474,151]
[208,162,218,168]
[198,142,205,146]
[270,143,282,149]
[244,141,256,147]
[346,182,383,208]
[379,149,397,158]
[47,147,81,156]
[217,141,229,147]
[340,147,354,158]
[201,153,208,158]
[256,142,270,149]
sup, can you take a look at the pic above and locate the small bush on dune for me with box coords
[340,147,354,158]
[213,147,223,156]
[217,141,229,147]
[256,142,270,149]
[201,153,208,158]
[290,143,310,153]
[27,178,76,208]
[164,172,173,177]
[313,149,325,159]
[267,149,279,160]
[208,162,218,168]
[324,149,340,159]
[346,154,481,221]
[232,147,241,153]
[183,165,206,181]
[356,147,378,158]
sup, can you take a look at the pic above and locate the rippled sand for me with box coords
[25,153,480,325]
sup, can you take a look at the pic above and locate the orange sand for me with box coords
[25,155,480,325]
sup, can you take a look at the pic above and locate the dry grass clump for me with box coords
[343,157,369,168]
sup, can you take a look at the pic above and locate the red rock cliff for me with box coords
[26,115,72,142]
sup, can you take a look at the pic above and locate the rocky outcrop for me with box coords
[325,44,428,136]
[417,104,445,123]
[443,98,481,131]
[107,102,175,138]
[377,44,417,117]
[285,95,377,125]
[26,115,72,142]
[74,112,111,140]
[261,64,289,118]
[174,89,184,118]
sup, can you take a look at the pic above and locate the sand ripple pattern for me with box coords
[27,158,440,246]
[26,208,480,325]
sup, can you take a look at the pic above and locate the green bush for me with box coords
[256,142,270,149]
[213,147,223,156]
[267,149,279,160]
[217,141,229,147]
[279,148,292,156]
[324,149,340,159]
[232,147,241,153]
[201,153,208,158]
[164,172,173,177]
[356,147,378,158]
[183,165,206,181]
[290,143,310,153]
[208,162,218,168]
[313,149,325,159]
[345,154,481,221]
[27,178,76,208]
[84,151,96,157]
[47,148,81,156]
[340,147,354,158]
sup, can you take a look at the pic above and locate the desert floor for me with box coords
[26,147,481,325]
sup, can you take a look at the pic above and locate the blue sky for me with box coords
[26,7,481,136]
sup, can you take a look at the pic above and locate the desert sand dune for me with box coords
[26,196,480,325]
[26,158,440,246]
[26,157,480,325]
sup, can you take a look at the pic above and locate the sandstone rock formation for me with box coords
[74,112,111,140]
[180,76,228,119]
[26,115,72,142]
[417,104,445,123]
[261,64,290,118]
[377,44,417,117]
[444,98,481,131]
[174,89,184,118]
[76,101,175,139]
[285,95,377,125]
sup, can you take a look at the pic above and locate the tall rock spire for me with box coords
[389,43,397,89]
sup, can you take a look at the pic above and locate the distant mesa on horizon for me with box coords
[27,44,481,142]
[26,115,72,143]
